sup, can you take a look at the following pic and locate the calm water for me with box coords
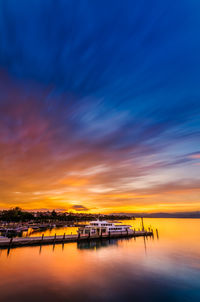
[0,218,200,302]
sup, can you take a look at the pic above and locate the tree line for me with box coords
[0,207,133,222]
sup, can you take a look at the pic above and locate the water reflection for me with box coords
[4,235,150,256]
[0,219,200,302]
[76,238,135,250]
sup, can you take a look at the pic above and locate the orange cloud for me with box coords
[59,177,89,187]
[0,74,200,214]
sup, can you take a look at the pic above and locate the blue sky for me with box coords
[0,0,199,212]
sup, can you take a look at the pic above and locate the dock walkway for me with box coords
[0,230,153,249]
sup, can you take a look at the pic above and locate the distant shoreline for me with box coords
[113,212,200,219]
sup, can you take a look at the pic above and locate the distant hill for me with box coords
[111,212,200,218]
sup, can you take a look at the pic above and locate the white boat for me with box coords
[77,220,133,236]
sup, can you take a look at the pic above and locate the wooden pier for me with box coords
[0,230,153,249]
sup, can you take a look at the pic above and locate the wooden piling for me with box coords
[141,217,144,231]
[156,229,159,239]
[9,237,13,248]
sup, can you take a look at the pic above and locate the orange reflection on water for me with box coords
[0,218,200,302]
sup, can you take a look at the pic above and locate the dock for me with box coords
[0,230,153,249]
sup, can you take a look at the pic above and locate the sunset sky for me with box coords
[0,0,199,213]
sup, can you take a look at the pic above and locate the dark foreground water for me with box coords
[0,218,200,302]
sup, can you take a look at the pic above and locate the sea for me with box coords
[0,218,200,302]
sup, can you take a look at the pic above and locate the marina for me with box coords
[0,220,154,249]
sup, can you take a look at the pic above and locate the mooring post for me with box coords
[141,217,144,231]
[54,233,56,243]
[156,229,159,239]
[41,234,44,241]
[63,233,65,241]
[9,237,13,248]
[7,247,11,256]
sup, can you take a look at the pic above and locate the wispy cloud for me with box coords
[0,1,199,212]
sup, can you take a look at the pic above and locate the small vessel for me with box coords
[77,220,133,236]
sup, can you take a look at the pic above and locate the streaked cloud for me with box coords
[71,205,89,212]
[0,1,199,212]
